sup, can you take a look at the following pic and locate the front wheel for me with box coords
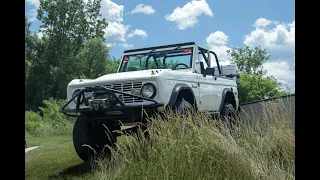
[174,99,196,131]
[73,116,117,161]
[174,99,195,115]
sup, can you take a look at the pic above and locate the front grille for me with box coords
[105,82,143,103]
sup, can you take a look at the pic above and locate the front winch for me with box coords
[89,98,110,110]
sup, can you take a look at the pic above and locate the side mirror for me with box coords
[205,67,215,76]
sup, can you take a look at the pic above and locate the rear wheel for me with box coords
[73,116,117,161]
[220,103,239,137]
[220,103,236,120]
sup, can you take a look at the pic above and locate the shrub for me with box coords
[39,98,75,127]
[25,110,43,133]
[25,98,75,136]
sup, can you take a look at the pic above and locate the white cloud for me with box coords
[85,1,129,44]
[205,31,231,65]
[98,1,133,46]
[127,29,148,39]
[37,31,43,39]
[119,43,134,49]
[244,18,295,93]
[263,61,295,92]
[106,43,116,48]
[98,1,149,47]
[25,0,40,21]
[84,0,128,44]
[206,31,229,46]
[130,4,156,15]
[244,19,295,60]
[26,0,39,8]
[104,22,130,42]
[26,9,38,22]
[99,0,124,23]
[36,27,47,39]
[165,0,213,30]
[253,17,272,28]
[84,0,123,22]
[210,45,231,63]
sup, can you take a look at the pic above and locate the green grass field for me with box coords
[25,135,92,180]
[25,102,294,180]
[25,134,129,179]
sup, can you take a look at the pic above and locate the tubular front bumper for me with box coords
[60,86,164,118]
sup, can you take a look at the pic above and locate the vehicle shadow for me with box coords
[48,162,93,179]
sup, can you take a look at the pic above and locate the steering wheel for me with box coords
[173,63,189,69]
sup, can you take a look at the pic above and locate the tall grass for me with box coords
[93,98,294,180]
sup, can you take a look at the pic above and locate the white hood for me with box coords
[69,70,158,88]
[96,70,154,81]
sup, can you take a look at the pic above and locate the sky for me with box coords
[25,0,295,93]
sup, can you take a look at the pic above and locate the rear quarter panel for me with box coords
[207,76,239,111]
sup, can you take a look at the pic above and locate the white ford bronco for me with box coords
[61,42,240,161]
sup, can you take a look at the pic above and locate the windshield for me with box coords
[118,47,193,72]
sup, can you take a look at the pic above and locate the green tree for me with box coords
[25,0,109,108]
[227,46,269,75]
[25,34,52,109]
[75,39,108,79]
[37,0,108,99]
[237,73,287,103]
[227,46,289,103]
[25,17,31,81]
[25,17,49,109]
[106,57,121,74]
[25,16,36,79]
[25,17,31,35]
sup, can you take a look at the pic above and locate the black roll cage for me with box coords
[119,44,223,76]
[197,47,222,75]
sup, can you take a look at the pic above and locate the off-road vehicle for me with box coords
[60,42,240,161]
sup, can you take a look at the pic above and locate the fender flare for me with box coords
[166,83,197,108]
[219,88,237,112]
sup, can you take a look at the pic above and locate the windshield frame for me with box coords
[117,44,196,73]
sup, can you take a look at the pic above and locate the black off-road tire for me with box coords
[220,103,236,120]
[174,99,196,131]
[220,103,239,136]
[174,99,195,115]
[73,116,117,161]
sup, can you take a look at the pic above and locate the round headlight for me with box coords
[141,83,156,98]
[72,89,84,104]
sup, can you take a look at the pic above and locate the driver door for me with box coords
[195,48,219,112]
